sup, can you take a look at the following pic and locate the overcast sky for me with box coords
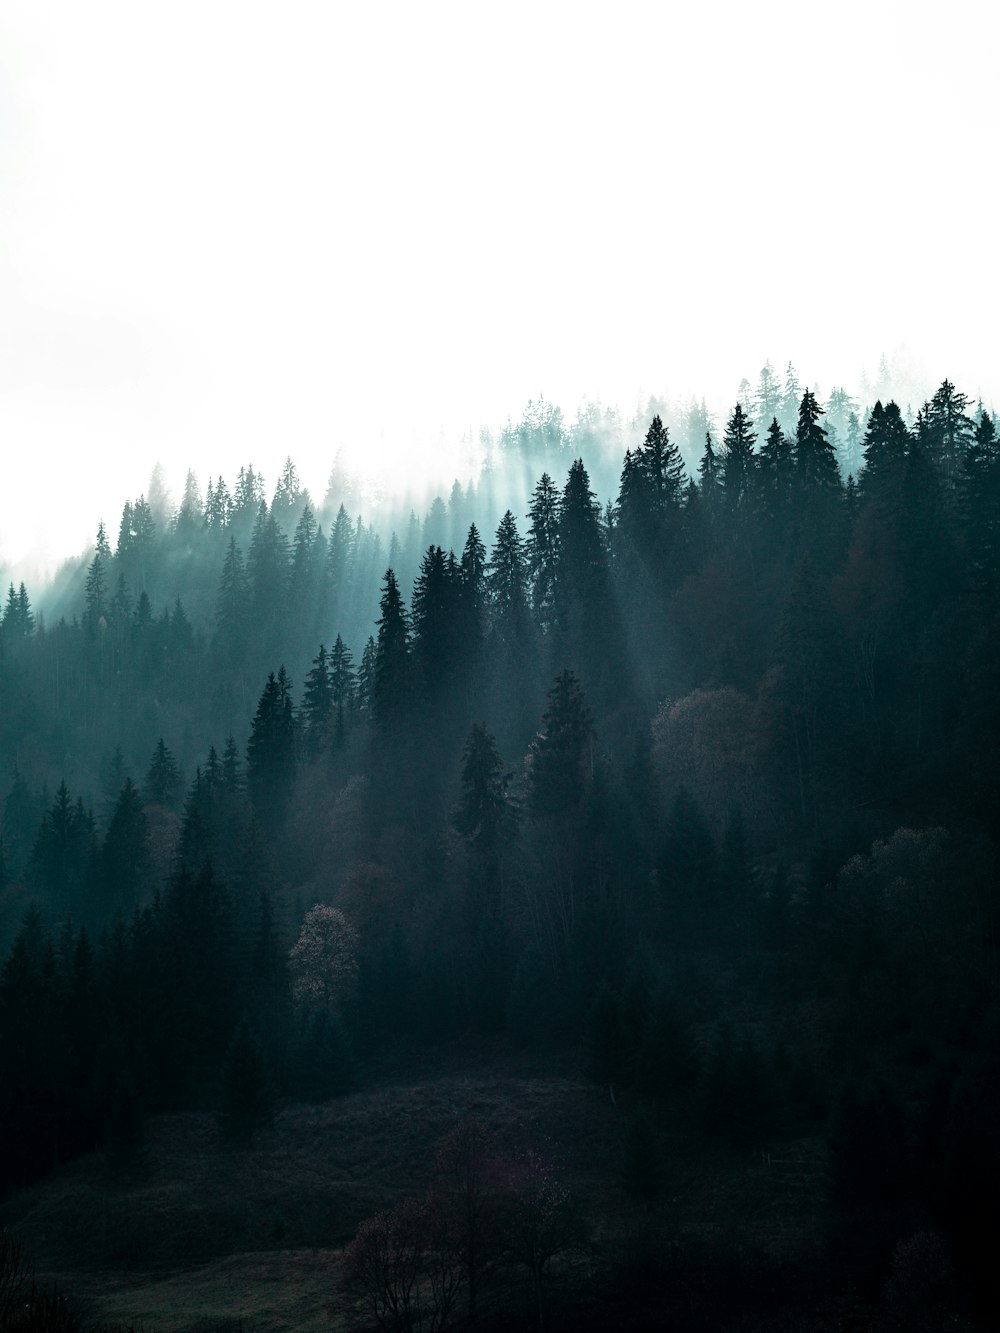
[0,0,996,573]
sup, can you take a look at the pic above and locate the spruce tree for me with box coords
[526,473,561,628]
[144,739,182,809]
[246,669,296,835]
[527,669,592,817]
[721,402,757,518]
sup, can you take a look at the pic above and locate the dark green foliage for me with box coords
[246,668,296,835]
[526,670,592,818]
[373,569,411,726]
[292,1006,354,1102]
[98,778,151,917]
[218,1016,274,1141]
[144,739,182,809]
[721,402,757,517]
[453,724,513,860]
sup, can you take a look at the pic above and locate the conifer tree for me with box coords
[411,545,463,700]
[922,378,974,486]
[372,570,411,726]
[721,402,757,517]
[145,738,182,808]
[527,669,593,817]
[216,536,250,652]
[961,410,1000,594]
[753,360,783,433]
[860,400,910,500]
[487,511,529,638]
[246,668,297,834]
[454,724,514,860]
[330,635,356,709]
[99,778,151,916]
[526,473,561,628]
[302,644,333,754]
[357,635,377,715]
[794,390,840,495]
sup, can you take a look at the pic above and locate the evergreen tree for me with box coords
[780,361,801,433]
[794,389,840,495]
[215,536,250,653]
[411,545,463,701]
[753,360,783,434]
[961,410,1000,595]
[721,402,757,518]
[145,739,182,809]
[302,644,333,754]
[246,668,297,835]
[99,778,151,917]
[357,635,376,715]
[454,724,514,862]
[860,400,910,500]
[526,473,561,628]
[248,501,291,619]
[487,510,530,641]
[757,416,793,529]
[922,378,974,486]
[527,669,593,817]
[372,570,411,726]
[330,634,356,709]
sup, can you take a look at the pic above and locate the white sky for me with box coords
[0,0,997,574]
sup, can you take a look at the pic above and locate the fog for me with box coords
[0,0,997,579]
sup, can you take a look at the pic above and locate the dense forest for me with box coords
[1,366,999,1330]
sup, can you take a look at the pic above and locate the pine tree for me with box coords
[557,459,606,615]
[246,669,297,834]
[757,417,793,529]
[960,410,1000,596]
[99,778,151,916]
[83,534,108,632]
[780,361,801,433]
[922,378,974,486]
[357,636,377,715]
[372,570,411,726]
[175,469,203,535]
[215,536,250,651]
[454,724,514,859]
[860,400,910,500]
[248,501,290,619]
[526,473,561,628]
[527,669,593,817]
[145,738,182,808]
[461,524,487,623]
[271,455,302,517]
[794,390,840,495]
[302,644,333,754]
[411,545,463,700]
[753,360,783,434]
[721,402,757,518]
[330,635,356,709]
[487,511,530,640]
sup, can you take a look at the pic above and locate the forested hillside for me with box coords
[1,371,999,1329]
